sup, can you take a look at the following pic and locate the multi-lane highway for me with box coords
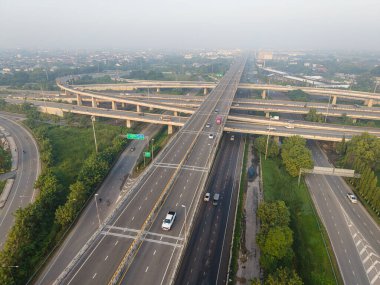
[0,113,40,248]
[175,133,244,285]
[35,123,162,285]
[306,142,380,285]
[53,59,245,285]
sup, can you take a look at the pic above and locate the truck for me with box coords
[162,211,176,230]
[270,115,279,120]
[216,116,222,125]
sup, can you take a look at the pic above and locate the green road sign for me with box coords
[144,152,151,158]
[126,133,145,140]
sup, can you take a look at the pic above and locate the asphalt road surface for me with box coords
[56,59,245,285]
[175,133,244,285]
[0,113,40,248]
[306,141,380,285]
[34,123,162,285]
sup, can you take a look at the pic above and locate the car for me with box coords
[347,193,358,203]
[287,120,295,123]
[162,211,176,230]
[213,193,220,206]
[209,133,214,139]
[284,125,294,129]
[130,147,136,152]
[204,193,210,202]
[234,103,240,107]
[230,135,235,141]
[266,127,276,131]
[206,122,211,128]
[214,108,219,113]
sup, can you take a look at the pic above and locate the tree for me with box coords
[265,268,303,285]
[281,136,313,177]
[261,226,293,260]
[254,136,279,158]
[305,108,323,122]
[258,201,290,233]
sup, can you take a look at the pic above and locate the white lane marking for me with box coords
[145,266,149,272]
[153,250,156,256]
[115,240,118,246]
[92,273,97,279]
[105,255,108,261]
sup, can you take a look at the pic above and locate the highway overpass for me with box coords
[7,98,380,142]
[59,79,380,106]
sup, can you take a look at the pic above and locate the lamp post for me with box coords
[181,204,187,242]
[325,95,332,123]
[91,116,98,154]
[151,138,155,161]
[265,124,271,160]
[94,193,101,227]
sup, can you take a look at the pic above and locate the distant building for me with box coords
[257,51,273,61]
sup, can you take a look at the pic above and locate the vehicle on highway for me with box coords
[160,115,171,121]
[287,120,295,123]
[216,116,222,125]
[206,122,211,128]
[284,125,295,129]
[209,133,214,139]
[230,135,235,141]
[162,211,176,230]
[204,193,210,202]
[267,127,276,131]
[212,193,220,206]
[130,147,136,152]
[214,108,219,113]
[270,115,279,120]
[234,103,239,107]
[347,193,358,203]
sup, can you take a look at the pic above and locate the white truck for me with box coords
[270,115,280,120]
[162,211,176,230]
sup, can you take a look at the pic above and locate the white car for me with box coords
[162,211,176,230]
[204,193,211,202]
[209,133,214,139]
[347,193,358,204]
[266,127,276,131]
[230,135,235,141]
[284,125,295,129]
[206,122,211,128]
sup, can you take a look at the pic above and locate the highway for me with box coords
[306,142,380,285]
[34,123,162,285]
[54,59,246,285]
[175,133,244,285]
[0,113,40,248]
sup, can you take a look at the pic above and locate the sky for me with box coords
[0,0,379,51]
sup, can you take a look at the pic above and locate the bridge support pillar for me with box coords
[265,112,270,118]
[367,99,373,107]
[112,101,117,110]
[76,94,82,106]
[91,97,97,108]
[332,96,337,105]
[261,90,267,99]
[168,125,173,135]
[352,118,357,123]
[173,111,178,116]
[204,88,208,95]
[149,106,154,111]
[126,120,133,128]
[122,102,126,108]
[137,105,141,113]
[156,88,160,93]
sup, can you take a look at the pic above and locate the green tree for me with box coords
[254,136,279,158]
[258,201,290,233]
[265,267,303,285]
[305,108,323,122]
[281,136,313,177]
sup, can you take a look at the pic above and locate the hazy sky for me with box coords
[1,0,379,50]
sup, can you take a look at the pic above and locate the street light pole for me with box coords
[265,124,271,160]
[94,193,101,227]
[151,138,155,161]
[181,204,187,242]
[325,95,332,123]
[91,116,98,154]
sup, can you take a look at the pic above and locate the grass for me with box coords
[0,180,6,196]
[229,137,248,284]
[46,123,131,187]
[261,158,342,285]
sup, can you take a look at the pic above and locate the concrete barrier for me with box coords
[0,179,15,208]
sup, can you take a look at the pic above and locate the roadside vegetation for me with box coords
[253,135,339,285]
[287,90,310,102]
[0,103,131,285]
[0,145,12,174]
[336,133,380,220]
